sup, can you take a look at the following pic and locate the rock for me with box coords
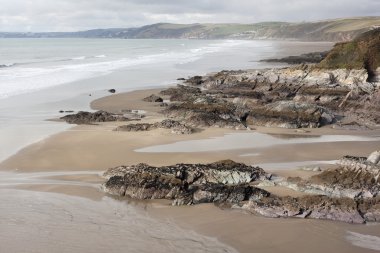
[115,119,193,134]
[103,159,380,224]
[367,151,380,164]
[115,123,154,132]
[185,75,204,86]
[108,89,116,93]
[160,85,202,102]
[247,101,335,128]
[103,160,269,205]
[177,78,186,81]
[61,111,128,125]
[243,194,365,224]
[274,153,380,200]
[154,119,193,134]
[261,51,329,65]
[143,94,163,103]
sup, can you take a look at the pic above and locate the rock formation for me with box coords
[103,152,380,224]
[115,119,193,134]
[143,94,163,103]
[103,160,269,205]
[61,111,129,125]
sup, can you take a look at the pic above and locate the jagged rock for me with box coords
[143,94,163,103]
[154,119,193,134]
[247,101,335,128]
[273,152,380,200]
[103,160,269,205]
[261,51,329,64]
[185,75,204,86]
[115,123,154,132]
[61,111,128,125]
[115,119,193,134]
[243,194,365,224]
[160,85,202,102]
[103,159,380,224]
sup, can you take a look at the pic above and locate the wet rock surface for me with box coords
[115,119,193,134]
[261,51,329,64]
[157,63,379,129]
[143,94,164,103]
[103,160,269,205]
[61,111,129,125]
[103,153,380,224]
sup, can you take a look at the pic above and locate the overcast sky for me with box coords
[0,0,379,32]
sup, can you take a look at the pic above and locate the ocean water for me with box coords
[0,38,333,162]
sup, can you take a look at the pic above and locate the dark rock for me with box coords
[143,94,164,103]
[247,101,335,128]
[154,119,193,134]
[261,51,329,64]
[177,78,186,81]
[160,85,202,102]
[103,159,380,224]
[115,123,154,132]
[243,194,365,224]
[61,110,128,125]
[108,89,116,93]
[115,119,193,134]
[185,75,204,86]
[103,160,269,205]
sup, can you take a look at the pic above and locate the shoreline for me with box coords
[1,87,380,252]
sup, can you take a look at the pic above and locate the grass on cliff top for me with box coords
[318,28,380,72]
[324,17,380,33]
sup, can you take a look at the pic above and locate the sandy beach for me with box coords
[1,87,380,253]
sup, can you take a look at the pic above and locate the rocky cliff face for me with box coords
[318,28,380,81]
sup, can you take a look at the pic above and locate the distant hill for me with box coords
[1,17,380,42]
[318,28,380,80]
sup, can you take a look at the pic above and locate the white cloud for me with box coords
[0,0,379,32]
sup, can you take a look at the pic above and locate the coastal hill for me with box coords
[1,17,380,42]
[318,28,380,80]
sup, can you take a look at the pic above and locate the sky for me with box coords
[0,0,379,32]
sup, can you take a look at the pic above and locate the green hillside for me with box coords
[318,28,380,78]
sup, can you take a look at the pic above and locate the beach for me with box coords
[1,87,380,253]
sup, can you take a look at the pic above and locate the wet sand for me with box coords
[1,88,380,253]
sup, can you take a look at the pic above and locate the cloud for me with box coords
[0,0,379,32]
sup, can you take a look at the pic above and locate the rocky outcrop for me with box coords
[268,152,380,200]
[160,84,202,102]
[155,33,380,129]
[102,158,380,224]
[246,101,335,128]
[262,51,329,65]
[143,94,163,103]
[155,119,193,134]
[103,160,270,205]
[243,194,366,224]
[61,111,128,125]
[115,119,193,134]
[116,123,154,132]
